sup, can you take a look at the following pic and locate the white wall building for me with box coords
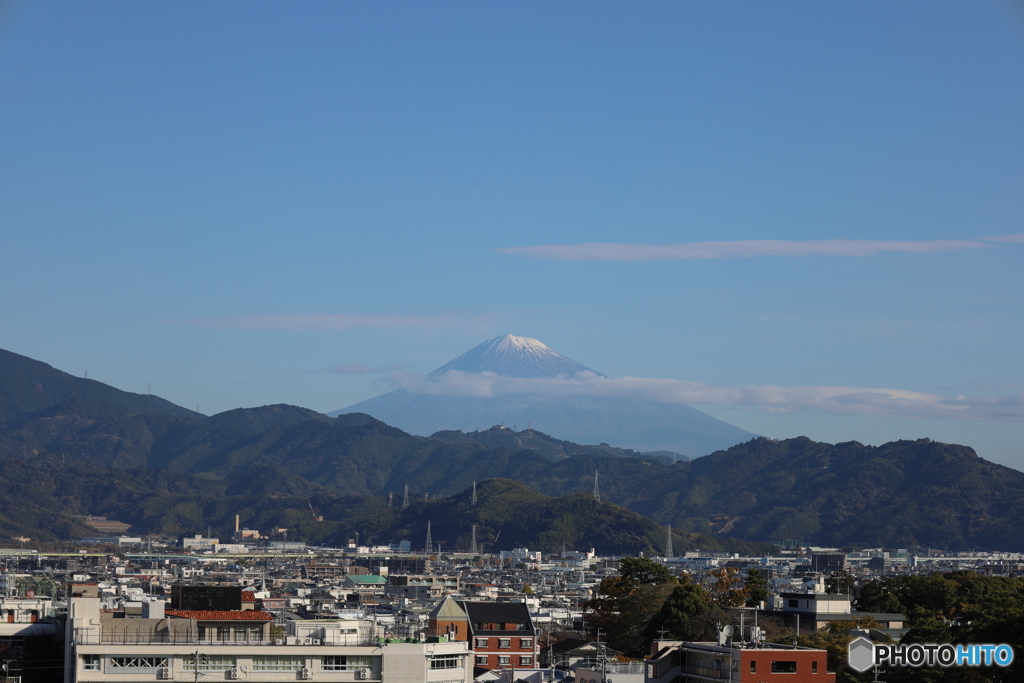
[64,586,471,683]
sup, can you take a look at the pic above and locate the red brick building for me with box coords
[646,639,835,683]
[428,597,538,675]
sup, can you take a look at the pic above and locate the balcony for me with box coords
[74,629,377,647]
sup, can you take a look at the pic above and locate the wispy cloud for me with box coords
[173,312,491,330]
[310,363,408,375]
[384,370,1024,421]
[495,234,1024,262]
[980,232,1024,243]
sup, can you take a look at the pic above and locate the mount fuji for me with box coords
[330,334,755,457]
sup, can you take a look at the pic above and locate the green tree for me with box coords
[744,568,770,607]
[619,556,675,586]
[646,577,720,642]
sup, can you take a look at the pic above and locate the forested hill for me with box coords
[617,436,1024,551]
[0,348,201,424]
[2,346,1023,551]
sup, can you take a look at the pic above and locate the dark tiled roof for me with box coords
[459,601,534,634]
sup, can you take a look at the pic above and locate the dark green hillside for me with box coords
[430,425,646,460]
[0,348,201,424]
[620,437,1024,550]
[314,479,773,556]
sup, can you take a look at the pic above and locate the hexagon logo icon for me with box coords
[848,636,875,672]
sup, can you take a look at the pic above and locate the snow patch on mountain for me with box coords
[429,334,604,379]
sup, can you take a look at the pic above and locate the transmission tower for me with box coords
[593,470,601,503]
[471,481,477,505]
[470,524,477,555]
[425,521,433,554]
[402,484,409,510]
[665,524,673,559]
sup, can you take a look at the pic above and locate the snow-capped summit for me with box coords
[332,335,754,457]
[429,334,604,378]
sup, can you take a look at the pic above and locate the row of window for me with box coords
[749,660,819,674]
[474,637,532,649]
[82,655,382,673]
[476,655,532,666]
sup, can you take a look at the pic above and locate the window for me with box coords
[498,656,510,665]
[429,655,463,670]
[321,656,376,672]
[475,656,488,666]
[183,656,235,672]
[771,661,798,673]
[812,661,818,674]
[750,661,756,673]
[519,656,532,666]
[107,657,168,673]
[520,638,533,648]
[498,638,511,648]
[218,627,231,642]
[788,599,799,608]
[253,656,304,672]
[82,655,100,671]
[475,638,489,648]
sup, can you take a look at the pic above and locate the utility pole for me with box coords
[188,650,208,683]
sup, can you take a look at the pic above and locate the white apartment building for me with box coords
[64,586,471,683]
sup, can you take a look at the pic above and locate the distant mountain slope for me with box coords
[619,436,1024,551]
[0,347,201,424]
[331,335,754,456]
[430,425,646,460]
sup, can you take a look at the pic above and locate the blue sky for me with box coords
[2,1,1023,466]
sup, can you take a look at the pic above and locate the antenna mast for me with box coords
[593,470,601,503]
[665,524,673,559]
[402,484,409,510]
[470,524,477,555]
[424,521,432,554]
[471,481,477,505]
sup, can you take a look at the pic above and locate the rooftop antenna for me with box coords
[593,470,601,503]
[471,481,477,505]
[424,521,432,554]
[666,525,673,559]
[402,484,409,510]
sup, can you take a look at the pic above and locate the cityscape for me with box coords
[2,3,1023,683]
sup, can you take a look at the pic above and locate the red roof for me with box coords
[165,609,273,621]
[241,591,256,601]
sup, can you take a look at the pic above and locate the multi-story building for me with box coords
[385,576,459,600]
[427,598,537,674]
[645,639,835,683]
[64,585,471,683]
